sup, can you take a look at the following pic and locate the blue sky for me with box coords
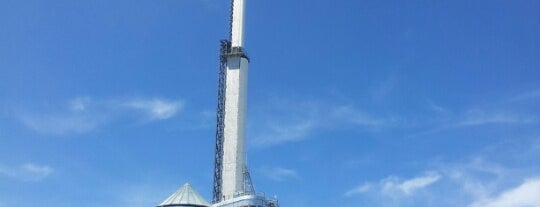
[1,0,539,207]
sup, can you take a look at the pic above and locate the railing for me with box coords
[220,41,250,61]
[212,193,279,207]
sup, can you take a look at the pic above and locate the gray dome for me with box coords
[158,183,210,207]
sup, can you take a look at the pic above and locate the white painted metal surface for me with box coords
[216,1,278,206]
[221,56,249,199]
[158,183,210,207]
[220,0,250,200]
[231,0,245,47]
[212,194,278,207]
[160,1,278,207]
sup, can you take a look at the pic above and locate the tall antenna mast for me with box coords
[213,0,249,203]
[212,1,279,206]
[159,1,278,207]
[230,0,246,47]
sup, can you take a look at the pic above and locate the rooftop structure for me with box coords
[158,183,211,207]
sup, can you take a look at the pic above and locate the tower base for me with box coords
[213,194,279,207]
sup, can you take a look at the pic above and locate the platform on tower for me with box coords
[212,192,279,207]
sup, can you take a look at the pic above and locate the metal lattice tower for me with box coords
[212,40,230,203]
[243,166,255,195]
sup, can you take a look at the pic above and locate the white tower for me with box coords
[212,1,278,207]
[159,1,278,207]
[212,0,279,207]
[221,0,248,200]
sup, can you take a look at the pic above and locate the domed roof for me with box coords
[157,183,210,207]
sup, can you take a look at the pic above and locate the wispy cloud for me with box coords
[124,99,183,120]
[0,163,54,182]
[382,173,441,196]
[345,183,372,197]
[21,113,102,135]
[346,172,441,198]
[469,178,540,207]
[330,105,386,127]
[252,121,315,146]
[426,100,451,114]
[69,96,92,112]
[346,142,540,207]
[443,158,507,200]
[250,99,390,147]
[251,89,540,146]
[17,97,184,135]
[458,110,536,126]
[250,90,540,147]
[510,89,540,102]
[409,107,538,138]
[260,167,299,182]
[370,73,400,103]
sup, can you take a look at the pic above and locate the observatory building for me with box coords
[158,1,279,207]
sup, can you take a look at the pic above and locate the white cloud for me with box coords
[410,108,538,138]
[331,105,384,127]
[381,173,441,196]
[18,97,184,135]
[459,110,535,126]
[345,142,540,207]
[345,183,372,197]
[400,174,441,194]
[252,121,315,146]
[428,103,449,114]
[250,99,389,147]
[249,92,538,147]
[260,167,298,182]
[125,99,183,120]
[18,97,104,135]
[469,178,540,207]
[370,73,400,102]
[21,113,101,135]
[0,163,54,182]
[69,97,91,112]
[346,172,441,199]
[440,157,509,201]
[249,95,539,148]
